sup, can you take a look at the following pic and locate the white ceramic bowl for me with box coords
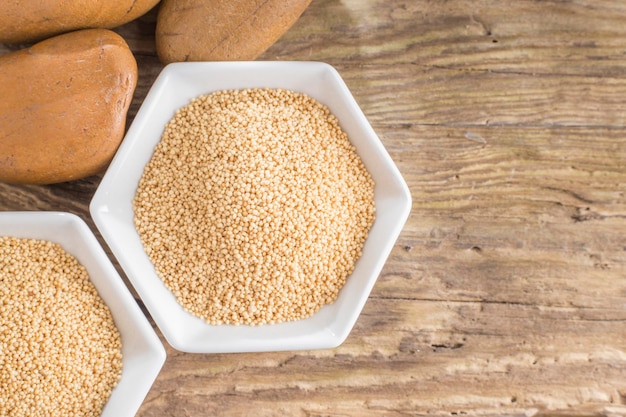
[0,211,165,417]
[90,61,411,353]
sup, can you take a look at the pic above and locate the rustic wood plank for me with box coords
[268,0,626,74]
[330,64,626,127]
[137,298,626,416]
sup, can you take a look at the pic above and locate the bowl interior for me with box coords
[91,61,411,353]
[0,212,165,417]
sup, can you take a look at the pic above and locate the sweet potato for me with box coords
[155,0,312,64]
[0,0,160,44]
[0,29,137,185]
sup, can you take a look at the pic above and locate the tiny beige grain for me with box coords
[133,88,375,326]
[0,236,123,417]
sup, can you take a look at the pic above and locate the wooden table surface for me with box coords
[2,1,626,416]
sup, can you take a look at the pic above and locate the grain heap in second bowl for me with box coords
[133,88,375,326]
[0,236,122,416]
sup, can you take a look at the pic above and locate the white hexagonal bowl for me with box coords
[90,61,411,353]
[0,211,165,417]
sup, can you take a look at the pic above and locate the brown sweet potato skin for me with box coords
[0,0,161,44]
[155,0,312,64]
[0,29,138,185]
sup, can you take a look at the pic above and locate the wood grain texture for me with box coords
[1,1,625,416]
